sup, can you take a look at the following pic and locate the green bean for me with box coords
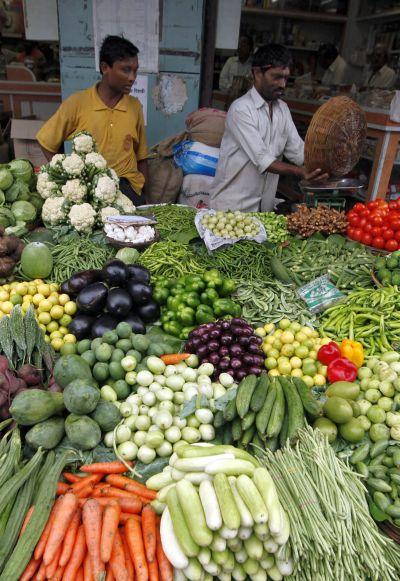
[138,241,205,278]
[136,204,196,239]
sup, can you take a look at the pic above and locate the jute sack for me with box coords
[146,132,186,205]
[186,108,227,148]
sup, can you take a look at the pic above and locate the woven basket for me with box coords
[304,96,367,177]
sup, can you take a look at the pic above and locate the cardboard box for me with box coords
[11,119,47,168]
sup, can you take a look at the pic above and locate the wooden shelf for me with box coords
[241,7,347,23]
[357,9,400,22]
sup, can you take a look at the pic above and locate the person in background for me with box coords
[0,33,17,78]
[36,35,148,205]
[210,44,327,212]
[219,35,254,93]
[318,43,349,87]
[363,43,397,90]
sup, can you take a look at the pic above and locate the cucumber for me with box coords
[236,475,268,524]
[212,410,225,428]
[292,377,323,418]
[250,374,269,412]
[222,423,232,445]
[224,398,237,422]
[266,379,285,439]
[240,425,255,448]
[264,437,279,452]
[213,473,241,530]
[370,440,389,459]
[350,443,371,465]
[232,417,243,442]
[256,380,277,435]
[279,413,289,448]
[236,375,258,419]
[373,491,391,513]
[166,487,200,557]
[270,256,293,285]
[386,504,400,518]
[241,411,256,431]
[176,480,213,547]
[279,376,304,440]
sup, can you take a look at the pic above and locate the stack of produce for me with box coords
[213,373,322,452]
[0,226,24,280]
[259,319,328,387]
[0,278,76,352]
[346,198,400,251]
[153,269,241,339]
[106,355,231,464]
[319,286,400,354]
[36,131,136,236]
[185,317,265,381]
[0,159,42,236]
[64,259,159,339]
[249,212,288,243]
[375,251,400,286]
[287,204,347,237]
[147,444,293,580]
[260,427,400,581]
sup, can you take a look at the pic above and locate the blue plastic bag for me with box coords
[173,140,219,177]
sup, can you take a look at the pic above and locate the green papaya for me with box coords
[65,413,101,450]
[10,390,64,426]
[25,417,65,449]
[53,354,93,389]
[90,401,121,432]
[63,379,100,415]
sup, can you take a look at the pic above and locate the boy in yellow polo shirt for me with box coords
[36,35,148,205]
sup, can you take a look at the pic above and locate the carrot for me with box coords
[99,486,137,499]
[126,517,148,581]
[75,484,95,499]
[100,500,121,563]
[109,528,128,581]
[121,528,135,581]
[82,499,104,579]
[43,492,78,565]
[76,567,84,581]
[148,560,159,581]
[34,499,62,560]
[83,551,93,581]
[119,512,141,524]
[19,505,35,538]
[63,472,83,483]
[160,353,190,365]
[105,566,114,581]
[59,508,81,567]
[80,461,133,474]
[155,525,172,581]
[45,543,62,579]
[20,556,41,581]
[105,475,157,500]
[78,496,142,514]
[36,560,47,581]
[56,482,70,495]
[72,473,103,493]
[53,565,66,581]
[142,505,156,563]
[62,524,87,581]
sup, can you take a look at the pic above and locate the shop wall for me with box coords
[57,0,203,146]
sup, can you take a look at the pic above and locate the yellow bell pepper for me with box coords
[340,339,364,368]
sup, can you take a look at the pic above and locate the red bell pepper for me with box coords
[327,357,358,384]
[317,342,341,365]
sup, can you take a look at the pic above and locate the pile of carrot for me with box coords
[19,461,173,581]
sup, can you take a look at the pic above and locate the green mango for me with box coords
[325,381,360,400]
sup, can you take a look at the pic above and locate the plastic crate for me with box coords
[304,190,347,210]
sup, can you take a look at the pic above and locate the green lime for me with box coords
[116,339,132,353]
[80,350,96,367]
[77,339,91,354]
[60,342,77,356]
[131,334,150,353]
[113,379,130,399]
[10,294,22,305]
[93,362,109,382]
[109,361,125,380]
[95,344,113,363]
[116,321,132,339]
[102,330,119,345]
[111,348,125,363]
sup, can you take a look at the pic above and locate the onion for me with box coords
[230,358,242,370]
[208,340,219,352]
[219,346,229,357]
[221,320,231,330]
[209,353,220,365]
[209,328,221,339]
[218,358,230,371]
[221,334,233,345]
[235,369,248,381]
[248,366,263,376]
[230,344,243,357]
[197,345,209,358]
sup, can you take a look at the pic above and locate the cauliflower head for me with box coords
[100,206,120,224]
[62,153,85,177]
[93,175,117,206]
[49,153,65,167]
[85,152,107,170]
[37,171,60,199]
[109,168,119,184]
[72,131,95,154]
[62,179,87,203]
[115,191,136,214]
[41,196,66,226]
[68,202,96,234]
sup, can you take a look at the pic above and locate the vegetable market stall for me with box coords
[1,135,400,580]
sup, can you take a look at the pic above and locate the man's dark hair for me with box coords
[99,35,139,67]
[252,44,292,69]
[240,34,254,50]
[318,43,338,62]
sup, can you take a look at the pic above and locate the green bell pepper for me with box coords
[170,285,185,296]
[167,295,184,311]
[163,321,183,337]
[213,298,241,317]
[200,287,219,306]
[196,304,215,325]
[153,286,170,304]
[219,278,236,297]
[203,269,223,288]
[182,291,201,309]
[176,305,195,326]
[161,311,175,324]
[180,326,196,340]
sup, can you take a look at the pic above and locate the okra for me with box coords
[0,448,43,516]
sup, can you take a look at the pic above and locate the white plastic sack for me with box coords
[178,174,213,208]
[195,209,267,252]
[173,140,220,177]
[390,91,400,123]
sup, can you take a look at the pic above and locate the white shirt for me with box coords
[321,55,349,86]
[219,56,252,92]
[365,64,397,89]
[209,87,304,212]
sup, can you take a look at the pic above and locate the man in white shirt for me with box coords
[364,44,397,90]
[318,44,349,87]
[219,35,253,93]
[210,44,327,212]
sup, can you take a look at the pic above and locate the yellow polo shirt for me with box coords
[36,84,148,194]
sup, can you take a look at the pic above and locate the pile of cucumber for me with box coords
[214,374,323,452]
[350,439,400,525]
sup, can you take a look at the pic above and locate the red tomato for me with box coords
[348,214,360,227]
[372,215,384,227]
[358,217,367,229]
[390,218,400,231]
[371,226,382,237]
[363,223,373,233]
[353,203,365,214]
[367,201,379,211]
[385,239,398,252]
[361,233,372,246]
[376,199,388,208]
[389,201,399,210]
[372,236,385,249]
[352,228,363,242]
[395,230,400,242]
[382,228,395,240]
[347,227,355,239]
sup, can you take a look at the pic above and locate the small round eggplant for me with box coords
[101,259,127,286]
[121,312,145,334]
[91,314,119,338]
[126,280,153,305]
[106,288,132,318]
[76,282,108,315]
[126,264,151,285]
[67,269,102,294]
[68,314,95,340]
[135,300,160,323]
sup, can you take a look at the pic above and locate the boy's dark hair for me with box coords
[318,43,338,62]
[99,35,139,67]
[252,44,292,69]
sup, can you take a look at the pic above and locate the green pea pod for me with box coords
[367,478,393,493]
[370,440,390,459]
[350,443,370,465]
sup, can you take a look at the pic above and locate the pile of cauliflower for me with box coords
[37,131,136,234]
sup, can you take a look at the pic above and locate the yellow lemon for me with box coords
[38,311,52,325]
[255,327,266,337]
[49,283,60,292]
[32,293,45,306]
[50,305,64,320]
[47,295,59,306]
[59,314,72,327]
[37,283,51,297]
[2,284,10,292]
[58,326,68,335]
[63,333,77,344]
[1,301,13,314]
[64,301,77,316]
[33,279,44,285]
[50,330,63,340]
[46,321,59,333]
[57,294,69,306]
[37,299,52,312]
[0,291,10,301]
[44,334,50,343]
[51,338,64,351]
[38,323,47,333]
[10,281,18,288]
[21,302,30,313]
[27,284,37,295]
[314,374,326,387]
[15,282,29,296]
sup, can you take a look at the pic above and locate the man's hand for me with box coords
[302,167,329,183]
